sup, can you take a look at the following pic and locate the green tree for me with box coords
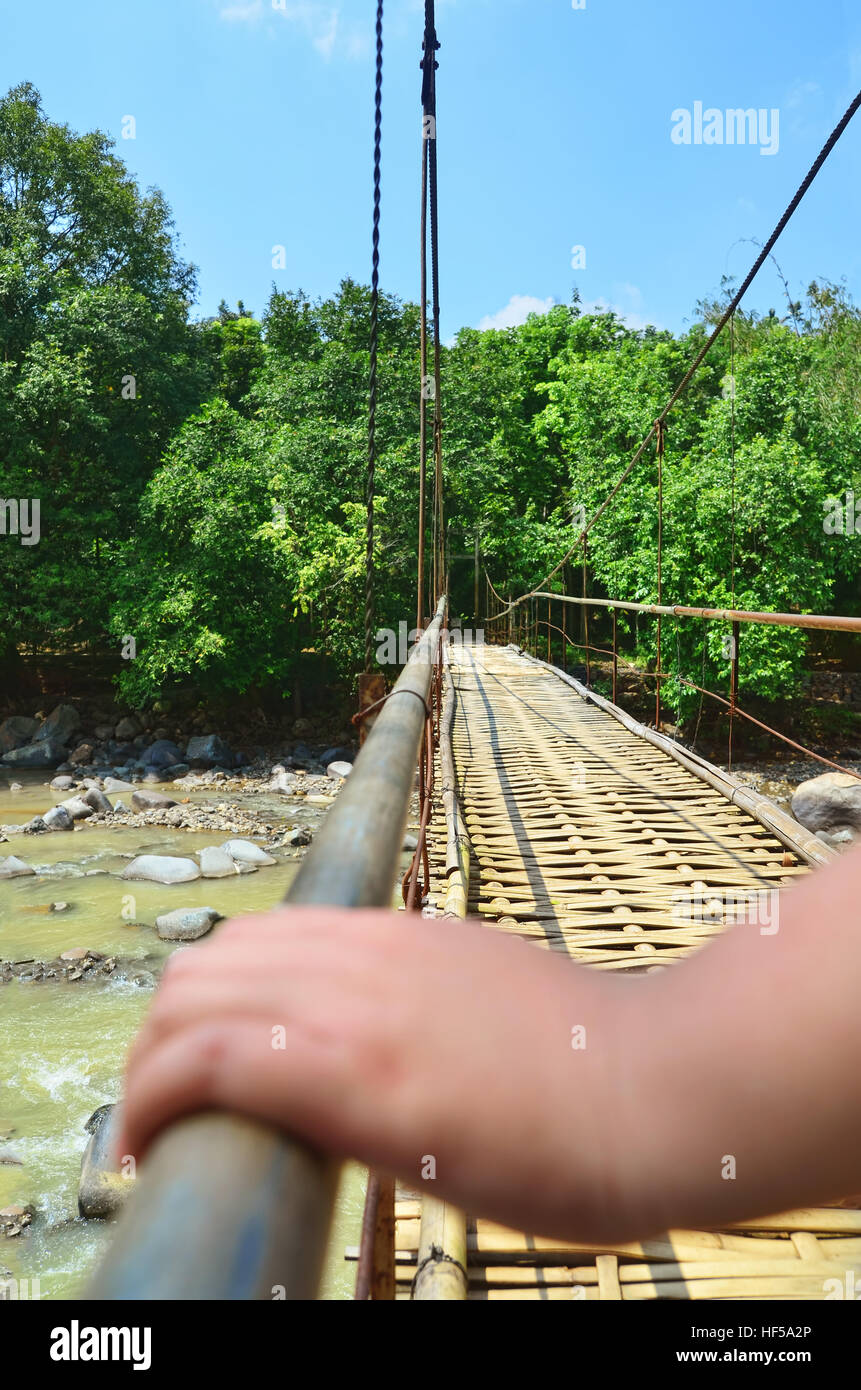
[0,83,209,659]
[109,400,291,701]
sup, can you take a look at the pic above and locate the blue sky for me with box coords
[2,0,860,338]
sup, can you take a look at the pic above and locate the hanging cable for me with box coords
[365,0,384,673]
[655,418,665,729]
[421,0,444,603]
[417,85,429,629]
[730,311,737,610]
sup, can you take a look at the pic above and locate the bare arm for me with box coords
[615,838,861,1236]
[119,843,861,1242]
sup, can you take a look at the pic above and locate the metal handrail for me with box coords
[494,590,861,635]
[87,597,448,1300]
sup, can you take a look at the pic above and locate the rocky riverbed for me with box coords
[0,699,427,1301]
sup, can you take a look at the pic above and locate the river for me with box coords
[0,772,366,1300]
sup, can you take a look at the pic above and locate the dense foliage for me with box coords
[2,87,860,719]
[0,84,209,661]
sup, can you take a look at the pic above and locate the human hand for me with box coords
[119,907,631,1240]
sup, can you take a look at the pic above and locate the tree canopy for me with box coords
[1,84,859,722]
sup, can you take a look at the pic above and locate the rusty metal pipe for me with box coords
[518,592,861,635]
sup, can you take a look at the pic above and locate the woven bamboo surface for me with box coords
[365,1197,861,1300]
[404,642,860,1300]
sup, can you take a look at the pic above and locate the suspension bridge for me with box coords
[85,3,861,1301]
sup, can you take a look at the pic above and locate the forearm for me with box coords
[604,842,861,1238]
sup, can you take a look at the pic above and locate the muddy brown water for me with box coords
[0,772,365,1300]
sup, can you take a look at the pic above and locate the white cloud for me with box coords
[217,1,345,61]
[579,283,660,331]
[785,79,820,110]
[478,294,556,331]
[578,299,657,331]
[310,8,338,58]
[345,30,371,60]
[476,287,658,334]
[220,0,264,20]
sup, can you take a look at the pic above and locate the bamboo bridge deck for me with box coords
[380,642,861,1300]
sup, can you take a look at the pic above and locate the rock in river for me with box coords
[141,739,183,770]
[79,1104,131,1219]
[221,839,277,866]
[59,796,95,822]
[327,761,353,780]
[131,790,177,812]
[43,805,75,832]
[321,746,354,768]
[270,770,298,794]
[33,703,80,746]
[82,787,113,815]
[1,738,68,769]
[792,773,861,842]
[186,734,233,768]
[103,778,136,794]
[198,846,239,878]
[122,855,201,884]
[155,906,221,941]
[0,856,35,879]
[0,716,39,754]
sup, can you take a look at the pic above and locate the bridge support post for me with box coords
[729,620,740,769]
[612,608,618,704]
[355,1173,396,1300]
